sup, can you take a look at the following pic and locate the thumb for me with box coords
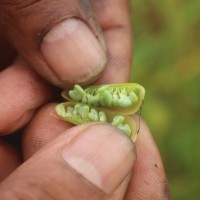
[0,0,107,87]
[0,124,136,200]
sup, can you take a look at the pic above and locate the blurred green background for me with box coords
[130,1,200,199]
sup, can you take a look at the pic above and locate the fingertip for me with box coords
[22,103,73,159]
[3,124,136,200]
[0,1,107,87]
[60,124,136,194]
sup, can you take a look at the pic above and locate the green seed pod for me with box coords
[58,83,145,142]
[55,102,137,141]
[61,83,145,115]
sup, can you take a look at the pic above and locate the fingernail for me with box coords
[41,19,107,84]
[61,125,136,194]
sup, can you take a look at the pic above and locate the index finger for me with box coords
[91,0,132,84]
[125,118,172,200]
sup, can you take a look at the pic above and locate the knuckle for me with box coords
[0,0,41,10]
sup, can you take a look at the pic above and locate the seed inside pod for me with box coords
[64,83,145,115]
[55,102,137,139]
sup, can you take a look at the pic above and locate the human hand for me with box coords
[0,0,133,183]
[0,0,171,199]
[0,0,132,87]
[0,103,171,200]
[0,0,132,134]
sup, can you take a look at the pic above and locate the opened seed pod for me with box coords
[61,83,145,115]
[55,102,137,141]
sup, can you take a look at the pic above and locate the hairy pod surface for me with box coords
[62,83,145,115]
[55,102,137,141]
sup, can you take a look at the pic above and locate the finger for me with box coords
[91,0,132,83]
[0,33,16,70]
[22,103,73,160]
[125,118,172,200]
[0,0,107,88]
[0,139,21,182]
[1,124,136,200]
[0,58,55,135]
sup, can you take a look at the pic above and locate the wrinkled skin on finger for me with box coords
[0,58,56,136]
[0,0,107,87]
[0,1,171,199]
[0,0,132,86]
[0,33,16,70]
[22,103,171,199]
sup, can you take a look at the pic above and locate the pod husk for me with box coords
[61,83,145,115]
[55,102,137,141]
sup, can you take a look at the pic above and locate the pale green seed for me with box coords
[112,94,119,106]
[121,88,127,96]
[88,108,99,121]
[117,124,131,136]
[92,94,100,106]
[81,93,88,104]
[103,90,112,106]
[117,95,132,107]
[69,85,85,101]
[112,115,125,126]
[99,111,107,122]
[97,85,110,93]
[73,103,82,114]
[129,91,138,103]
[87,94,100,106]
[56,104,66,118]
[69,90,81,101]
[87,94,93,105]
[78,105,89,119]
[74,84,85,95]
[67,106,74,115]
[100,95,106,106]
